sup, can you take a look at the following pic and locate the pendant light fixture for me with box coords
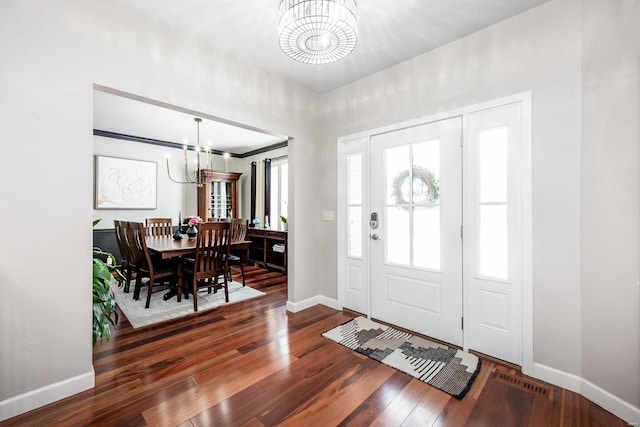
[166,117,212,186]
[278,0,358,64]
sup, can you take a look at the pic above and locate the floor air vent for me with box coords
[494,371,552,399]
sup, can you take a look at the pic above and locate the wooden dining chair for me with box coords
[113,220,136,292]
[180,221,230,312]
[145,218,173,237]
[228,218,248,286]
[127,221,178,308]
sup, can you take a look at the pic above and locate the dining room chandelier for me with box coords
[278,0,358,64]
[166,117,211,186]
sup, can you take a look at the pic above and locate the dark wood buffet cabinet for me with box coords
[246,228,287,273]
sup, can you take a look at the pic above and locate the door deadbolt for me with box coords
[370,212,379,229]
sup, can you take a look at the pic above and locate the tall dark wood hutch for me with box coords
[197,169,242,220]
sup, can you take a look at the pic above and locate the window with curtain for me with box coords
[269,158,288,230]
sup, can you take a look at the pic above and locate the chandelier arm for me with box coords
[166,158,193,185]
[184,160,195,183]
[166,117,205,185]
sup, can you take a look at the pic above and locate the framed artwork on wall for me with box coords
[94,155,157,209]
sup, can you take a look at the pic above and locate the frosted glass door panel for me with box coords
[347,153,363,258]
[385,146,410,205]
[479,128,508,203]
[414,206,441,270]
[386,206,410,265]
[412,139,441,270]
[348,206,363,258]
[477,126,509,280]
[413,140,441,204]
[348,154,362,204]
[384,140,442,269]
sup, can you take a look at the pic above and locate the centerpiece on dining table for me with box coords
[183,215,203,238]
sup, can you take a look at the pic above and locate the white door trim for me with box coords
[337,92,533,375]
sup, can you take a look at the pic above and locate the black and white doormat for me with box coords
[322,316,481,398]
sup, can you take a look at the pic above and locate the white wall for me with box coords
[580,0,640,411]
[0,0,319,420]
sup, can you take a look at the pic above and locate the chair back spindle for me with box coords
[145,218,173,237]
[230,218,248,242]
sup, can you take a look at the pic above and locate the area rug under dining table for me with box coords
[322,316,481,399]
[110,281,265,328]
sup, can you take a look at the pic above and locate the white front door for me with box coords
[370,117,463,346]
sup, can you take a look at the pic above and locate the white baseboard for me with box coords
[532,362,640,425]
[286,295,339,313]
[581,378,640,426]
[0,369,95,422]
[531,362,582,393]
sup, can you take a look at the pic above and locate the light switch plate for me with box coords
[322,210,334,221]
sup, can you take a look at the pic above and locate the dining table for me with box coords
[146,234,251,257]
[145,234,251,300]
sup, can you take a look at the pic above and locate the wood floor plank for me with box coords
[144,351,297,425]
[370,379,431,426]
[276,363,394,426]
[1,266,630,427]
[189,348,362,426]
[431,393,476,427]
[401,385,453,427]
[337,370,413,426]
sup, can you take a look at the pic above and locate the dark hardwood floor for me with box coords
[2,266,629,426]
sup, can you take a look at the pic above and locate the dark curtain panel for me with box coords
[264,158,271,223]
[250,161,257,222]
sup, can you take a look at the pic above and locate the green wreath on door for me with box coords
[391,166,440,207]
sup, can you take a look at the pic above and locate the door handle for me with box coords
[370,233,380,240]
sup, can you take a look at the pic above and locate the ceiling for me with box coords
[114,0,551,94]
[93,89,287,155]
[96,0,551,153]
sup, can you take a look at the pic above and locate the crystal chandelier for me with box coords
[278,0,358,64]
[166,117,212,186]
